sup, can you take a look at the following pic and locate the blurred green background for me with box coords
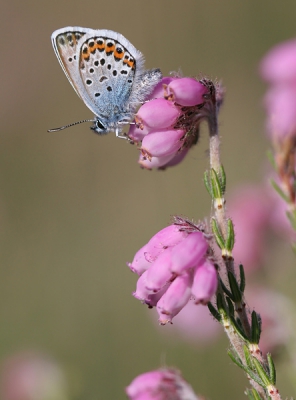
[1,1,296,398]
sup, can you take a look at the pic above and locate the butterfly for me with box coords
[49,27,162,138]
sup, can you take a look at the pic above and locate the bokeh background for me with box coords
[1,1,296,398]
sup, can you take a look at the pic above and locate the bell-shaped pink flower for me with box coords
[170,231,208,275]
[126,369,199,400]
[128,123,150,142]
[149,77,176,99]
[157,272,192,324]
[141,129,185,158]
[136,98,181,130]
[167,78,208,106]
[260,38,296,83]
[128,220,213,324]
[160,148,189,168]
[139,153,176,169]
[145,224,186,261]
[133,271,154,302]
[127,244,151,276]
[192,261,218,304]
[145,249,174,292]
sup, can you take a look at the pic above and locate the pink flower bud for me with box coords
[170,232,208,275]
[167,78,208,106]
[128,123,149,142]
[149,77,176,99]
[133,271,154,302]
[192,261,218,304]
[136,99,181,130]
[160,148,189,168]
[145,224,186,261]
[157,272,192,325]
[127,244,151,276]
[126,369,199,400]
[139,153,176,169]
[141,129,185,158]
[145,249,174,292]
[260,39,296,83]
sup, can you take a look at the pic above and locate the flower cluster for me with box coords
[128,76,218,169]
[261,38,296,140]
[126,368,199,400]
[127,218,218,325]
[261,39,296,214]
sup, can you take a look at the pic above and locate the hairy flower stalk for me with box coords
[205,83,282,400]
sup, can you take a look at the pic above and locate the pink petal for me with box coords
[170,232,208,275]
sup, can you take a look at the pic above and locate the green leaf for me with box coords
[211,218,225,249]
[228,271,242,302]
[286,210,296,231]
[229,315,248,341]
[252,357,271,387]
[243,345,254,370]
[267,353,276,385]
[226,296,234,317]
[239,264,246,293]
[204,170,212,197]
[251,311,261,344]
[228,350,264,388]
[219,277,234,300]
[245,388,263,400]
[210,168,222,199]
[219,165,226,195]
[270,179,290,202]
[228,349,243,369]
[208,302,221,322]
[216,292,227,317]
[225,218,235,252]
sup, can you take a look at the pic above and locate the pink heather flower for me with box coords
[167,78,208,107]
[136,98,181,130]
[128,123,150,142]
[127,76,221,169]
[160,148,189,168]
[145,249,175,291]
[157,272,193,324]
[0,352,67,400]
[144,224,186,261]
[139,153,178,170]
[149,77,176,99]
[170,231,209,275]
[127,244,151,276]
[260,38,296,139]
[126,369,199,400]
[128,220,216,324]
[191,260,218,305]
[260,39,296,83]
[141,129,185,159]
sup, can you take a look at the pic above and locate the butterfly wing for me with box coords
[51,27,145,120]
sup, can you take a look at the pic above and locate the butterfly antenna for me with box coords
[47,119,95,132]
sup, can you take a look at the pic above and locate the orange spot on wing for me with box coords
[95,41,105,51]
[106,44,115,53]
[114,49,124,59]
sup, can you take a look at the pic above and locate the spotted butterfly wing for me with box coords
[51,27,145,121]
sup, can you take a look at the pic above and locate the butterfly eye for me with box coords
[95,119,106,131]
